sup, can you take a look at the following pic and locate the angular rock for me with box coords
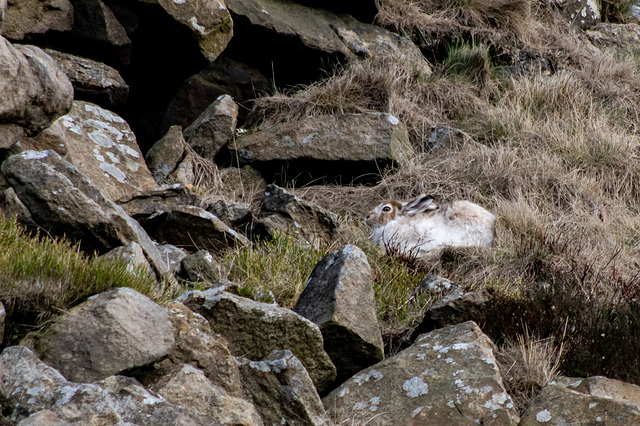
[324,321,519,425]
[70,0,131,47]
[145,125,191,185]
[0,38,73,146]
[35,287,175,383]
[238,350,327,425]
[205,199,252,228]
[139,0,233,62]
[230,113,411,184]
[295,245,383,384]
[43,49,129,110]
[179,289,337,392]
[141,205,250,253]
[292,0,379,23]
[0,346,221,424]
[164,301,245,398]
[99,241,153,276]
[180,250,221,282]
[154,364,263,425]
[36,101,156,202]
[20,120,68,156]
[225,0,430,84]
[117,185,200,220]
[1,150,170,276]
[162,57,270,131]
[412,289,491,339]
[520,376,640,425]
[2,0,73,40]
[0,187,37,228]
[255,184,339,244]
[158,244,189,274]
[184,94,238,161]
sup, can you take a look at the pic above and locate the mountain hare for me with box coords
[365,195,496,258]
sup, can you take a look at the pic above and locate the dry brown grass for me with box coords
[496,329,564,414]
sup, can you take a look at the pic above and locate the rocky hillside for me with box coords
[3,0,640,424]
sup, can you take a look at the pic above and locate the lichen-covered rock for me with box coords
[0,38,73,147]
[1,150,171,276]
[205,199,252,228]
[0,187,36,228]
[139,0,233,62]
[324,321,519,425]
[43,49,129,110]
[154,364,264,426]
[218,165,266,202]
[35,287,175,383]
[0,346,221,424]
[230,113,411,184]
[2,0,73,40]
[158,244,189,274]
[36,101,156,202]
[238,350,327,425]
[295,245,383,384]
[184,94,238,160]
[179,289,337,392]
[254,184,339,244]
[520,376,640,425]
[141,205,250,253]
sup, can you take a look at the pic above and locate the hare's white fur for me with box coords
[365,195,496,258]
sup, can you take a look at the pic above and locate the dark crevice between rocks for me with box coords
[216,157,395,187]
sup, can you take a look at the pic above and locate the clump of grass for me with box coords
[0,215,160,346]
[496,329,564,414]
[219,232,329,307]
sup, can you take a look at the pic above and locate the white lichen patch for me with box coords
[119,144,140,158]
[368,397,380,411]
[353,369,383,386]
[189,17,206,35]
[106,152,120,164]
[89,130,116,148]
[589,402,598,409]
[411,406,423,418]
[174,0,186,3]
[445,357,455,364]
[100,162,127,183]
[536,409,552,422]
[403,377,429,398]
[416,353,426,360]
[61,115,82,135]
[451,343,471,351]
[84,103,125,123]
[483,392,510,410]
[338,386,350,397]
[21,150,49,160]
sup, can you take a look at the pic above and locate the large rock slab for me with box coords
[117,185,200,220]
[295,245,383,384]
[2,0,73,40]
[230,113,411,184]
[141,205,250,253]
[179,289,337,392]
[138,0,233,62]
[183,94,238,161]
[324,321,519,425]
[1,150,170,276]
[238,350,328,425]
[225,0,429,85]
[36,101,156,202]
[520,376,640,425]
[0,38,73,147]
[145,125,193,185]
[254,184,339,244]
[0,346,220,424]
[69,0,131,48]
[35,287,175,383]
[44,49,129,110]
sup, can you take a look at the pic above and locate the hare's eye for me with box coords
[382,205,392,213]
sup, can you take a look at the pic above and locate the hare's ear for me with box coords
[401,195,437,216]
